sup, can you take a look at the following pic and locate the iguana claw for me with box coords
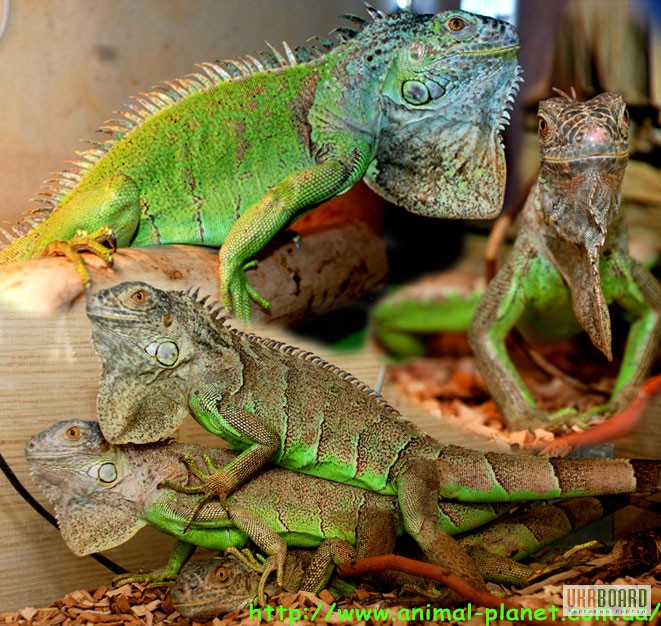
[112,565,178,588]
[158,454,233,531]
[220,259,271,322]
[41,225,117,288]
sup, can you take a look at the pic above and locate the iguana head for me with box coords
[25,420,146,555]
[171,554,281,617]
[366,10,522,219]
[87,281,210,443]
[536,91,630,359]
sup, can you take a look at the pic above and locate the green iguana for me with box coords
[169,496,620,617]
[87,281,661,594]
[371,92,661,430]
[26,420,634,608]
[0,8,522,321]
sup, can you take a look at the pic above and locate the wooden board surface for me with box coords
[0,245,494,613]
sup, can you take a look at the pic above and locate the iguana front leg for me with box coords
[164,397,281,524]
[225,503,288,606]
[219,148,372,321]
[112,539,196,587]
[608,259,661,408]
[468,254,547,431]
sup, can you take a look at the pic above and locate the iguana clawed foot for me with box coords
[225,546,285,607]
[545,405,609,435]
[159,454,234,530]
[220,259,271,322]
[112,564,178,588]
[41,225,117,288]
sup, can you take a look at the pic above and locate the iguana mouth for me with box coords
[86,308,142,323]
[458,44,520,57]
[543,151,629,163]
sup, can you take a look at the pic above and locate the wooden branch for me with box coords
[0,218,386,326]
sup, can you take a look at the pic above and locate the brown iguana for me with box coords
[87,281,661,595]
[0,8,522,321]
[468,91,661,430]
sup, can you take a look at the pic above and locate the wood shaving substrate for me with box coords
[4,578,661,626]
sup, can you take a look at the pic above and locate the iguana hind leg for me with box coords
[0,173,141,287]
[397,459,486,592]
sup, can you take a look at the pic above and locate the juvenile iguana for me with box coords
[371,92,661,429]
[0,8,522,321]
[87,281,661,593]
[170,496,621,617]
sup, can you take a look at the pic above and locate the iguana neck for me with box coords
[535,157,627,359]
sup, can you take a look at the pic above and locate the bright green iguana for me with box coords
[169,495,621,617]
[0,8,521,321]
[87,281,661,594]
[27,419,635,609]
[372,92,661,430]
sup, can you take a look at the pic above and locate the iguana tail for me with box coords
[437,445,661,502]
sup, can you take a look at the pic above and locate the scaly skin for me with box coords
[24,419,535,600]
[170,496,623,618]
[27,420,633,610]
[24,420,513,597]
[88,281,661,594]
[0,9,521,321]
[468,92,661,430]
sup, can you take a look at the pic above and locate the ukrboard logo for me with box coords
[563,585,652,618]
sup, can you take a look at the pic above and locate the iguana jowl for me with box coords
[468,92,661,430]
[0,8,521,321]
[87,281,661,592]
[27,420,643,608]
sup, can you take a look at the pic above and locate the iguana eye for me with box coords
[131,289,148,303]
[447,17,467,32]
[214,566,228,582]
[622,107,630,125]
[537,115,550,137]
[65,427,81,440]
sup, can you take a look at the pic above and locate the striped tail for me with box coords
[437,445,661,502]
